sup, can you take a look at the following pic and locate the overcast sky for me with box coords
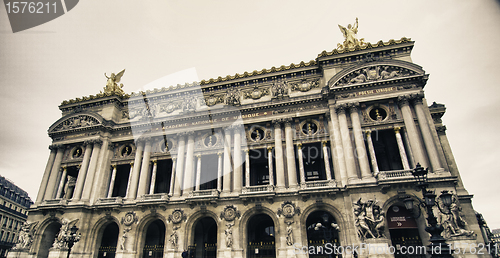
[1,1,499,228]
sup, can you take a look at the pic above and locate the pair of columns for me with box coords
[330,103,374,183]
[37,139,109,204]
[365,127,411,175]
[271,118,298,190]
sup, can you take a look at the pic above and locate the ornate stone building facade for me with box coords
[0,176,32,258]
[9,35,491,257]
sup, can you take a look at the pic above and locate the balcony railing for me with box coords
[188,189,219,198]
[376,169,413,180]
[96,197,123,204]
[241,185,274,194]
[301,179,336,189]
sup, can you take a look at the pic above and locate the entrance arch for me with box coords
[37,221,61,258]
[191,217,217,258]
[142,219,166,258]
[305,211,340,257]
[387,204,424,258]
[97,222,119,258]
[247,214,275,258]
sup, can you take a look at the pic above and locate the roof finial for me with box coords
[337,17,366,50]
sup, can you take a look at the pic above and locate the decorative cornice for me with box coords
[317,37,412,58]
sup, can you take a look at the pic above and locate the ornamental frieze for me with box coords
[121,211,139,226]
[271,80,289,98]
[204,94,224,106]
[52,115,100,132]
[225,88,241,106]
[290,79,320,92]
[243,86,270,100]
[334,65,416,87]
[277,201,300,218]
[220,205,240,222]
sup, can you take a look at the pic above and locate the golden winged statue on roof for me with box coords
[104,69,126,95]
[337,18,366,50]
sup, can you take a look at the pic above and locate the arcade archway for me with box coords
[37,221,61,258]
[306,211,340,258]
[142,219,165,258]
[387,204,424,258]
[247,214,275,258]
[190,217,217,258]
[97,222,119,258]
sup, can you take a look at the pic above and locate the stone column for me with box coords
[245,150,250,187]
[107,165,117,197]
[183,132,195,194]
[127,139,144,199]
[81,140,102,200]
[336,105,358,181]
[223,129,232,193]
[36,146,57,203]
[349,103,372,179]
[217,152,223,191]
[233,127,242,193]
[137,139,153,196]
[267,147,274,186]
[297,143,306,186]
[365,130,379,175]
[322,141,332,181]
[273,120,285,189]
[195,155,202,191]
[149,160,158,195]
[398,95,428,168]
[125,162,133,197]
[394,127,410,170]
[55,166,68,199]
[284,119,298,188]
[72,142,93,200]
[91,139,112,201]
[174,134,186,197]
[168,157,177,196]
[413,96,442,172]
[329,106,348,186]
[44,146,65,200]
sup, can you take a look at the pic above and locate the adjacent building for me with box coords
[0,176,32,258]
[8,29,493,258]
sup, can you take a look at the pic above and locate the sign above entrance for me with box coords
[387,205,418,229]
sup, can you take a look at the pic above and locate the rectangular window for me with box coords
[199,154,217,190]
[154,159,173,193]
[302,142,327,181]
[369,129,404,171]
[249,149,271,186]
[111,164,131,197]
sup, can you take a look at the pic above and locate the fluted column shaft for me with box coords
[137,140,153,196]
[245,150,250,187]
[297,144,306,185]
[217,152,223,191]
[414,98,442,171]
[350,105,372,179]
[36,146,57,203]
[174,135,186,197]
[233,128,242,192]
[322,141,332,180]
[223,130,232,193]
[73,143,93,200]
[183,133,195,194]
[284,120,298,187]
[107,165,117,197]
[394,127,410,170]
[365,131,379,175]
[399,96,428,168]
[44,147,65,200]
[149,161,158,195]
[169,157,177,196]
[127,140,144,199]
[329,107,348,186]
[337,106,358,181]
[81,140,102,200]
[125,163,134,197]
[195,155,202,191]
[91,139,111,201]
[273,122,285,189]
[267,147,274,186]
[55,167,68,199]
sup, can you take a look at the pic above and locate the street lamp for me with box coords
[404,163,453,258]
[63,225,81,258]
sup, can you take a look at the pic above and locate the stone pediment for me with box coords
[49,113,103,133]
[328,60,425,89]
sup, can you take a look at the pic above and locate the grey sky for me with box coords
[1,1,499,228]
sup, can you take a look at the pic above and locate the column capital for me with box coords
[283,117,293,127]
[322,140,328,147]
[196,154,201,159]
[92,139,103,147]
[272,119,283,128]
[411,93,425,105]
[244,149,250,154]
[217,152,223,157]
[436,125,447,135]
[364,129,372,136]
[348,102,360,112]
[394,126,402,133]
[397,95,411,107]
[61,166,67,171]
[111,164,117,169]
[334,104,349,114]
[129,162,134,167]
[172,157,177,161]
[297,143,302,148]
[267,146,273,152]
[48,144,62,150]
[152,160,158,165]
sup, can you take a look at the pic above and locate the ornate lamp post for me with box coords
[63,225,81,258]
[403,163,453,258]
